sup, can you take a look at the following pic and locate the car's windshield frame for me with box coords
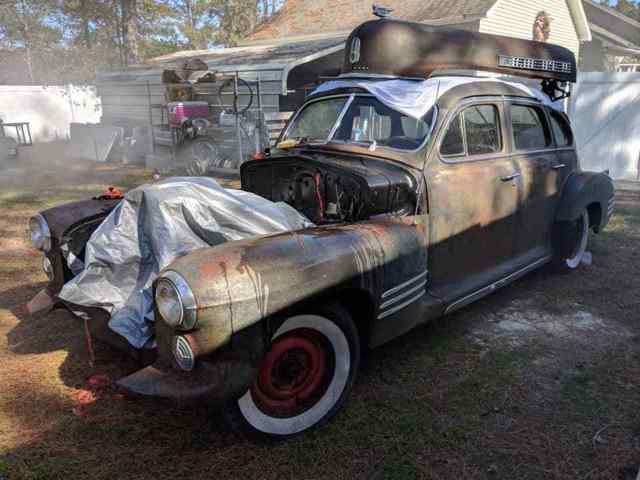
[280,93,436,156]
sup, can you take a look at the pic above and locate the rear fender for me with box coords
[555,171,614,233]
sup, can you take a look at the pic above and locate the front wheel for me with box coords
[551,208,590,272]
[230,304,360,440]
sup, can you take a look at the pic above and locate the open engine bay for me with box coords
[240,153,419,224]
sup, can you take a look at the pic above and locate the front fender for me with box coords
[35,198,121,297]
[555,171,614,232]
[160,216,428,359]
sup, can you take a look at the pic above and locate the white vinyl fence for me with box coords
[569,72,640,180]
[0,85,101,143]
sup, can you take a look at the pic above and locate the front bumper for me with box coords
[117,349,258,405]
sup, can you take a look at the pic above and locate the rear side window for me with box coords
[549,111,573,147]
[440,104,501,158]
[510,105,551,151]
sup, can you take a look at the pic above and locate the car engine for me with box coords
[240,153,418,224]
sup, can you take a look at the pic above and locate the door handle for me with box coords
[551,164,567,170]
[500,173,521,182]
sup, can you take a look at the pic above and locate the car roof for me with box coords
[435,79,541,110]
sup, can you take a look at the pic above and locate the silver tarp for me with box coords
[58,177,312,349]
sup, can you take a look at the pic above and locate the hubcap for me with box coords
[250,329,330,417]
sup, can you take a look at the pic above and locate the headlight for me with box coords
[172,335,196,371]
[155,271,197,329]
[29,214,51,252]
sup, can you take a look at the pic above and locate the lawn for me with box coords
[1,146,639,479]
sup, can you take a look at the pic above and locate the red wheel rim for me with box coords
[251,329,330,417]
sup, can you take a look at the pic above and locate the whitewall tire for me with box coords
[231,304,360,440]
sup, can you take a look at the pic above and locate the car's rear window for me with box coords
[549,111,573,147]
[511,105,551,151]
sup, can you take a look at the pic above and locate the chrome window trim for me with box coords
[438,99,507,164]
[280,93,353,145]
[546,109,575,149]
[508,102,555,154]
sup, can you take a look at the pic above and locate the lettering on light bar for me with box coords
[498,55,573,75]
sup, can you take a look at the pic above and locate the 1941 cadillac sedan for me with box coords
[27,18,614,439]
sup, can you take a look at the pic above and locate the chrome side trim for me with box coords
[377,291,426,320]
[444,256,551,315]
[379,280,427,310]
[381,271,428,299]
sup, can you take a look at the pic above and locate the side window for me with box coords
[440,104,501,158]
[511,104,551,151]
[549,111,573,147]
[440,114,464,156]
[463,105,501,156]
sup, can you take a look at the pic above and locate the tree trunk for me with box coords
[17,1,35,82]
[112,0,125,66]
[80,0,91,49]
[121,0,139,65]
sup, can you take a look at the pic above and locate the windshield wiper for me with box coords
[278,137,328,149]
[350,139,378,151]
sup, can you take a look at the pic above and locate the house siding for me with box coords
[479,0,580,58]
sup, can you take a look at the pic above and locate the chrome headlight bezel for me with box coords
[29,214,51,252]
[155,270,197,330]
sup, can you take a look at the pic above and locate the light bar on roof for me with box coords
[498,55,573,75]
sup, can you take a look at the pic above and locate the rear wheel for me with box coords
[551,208,590,272]
[230,304,360,440]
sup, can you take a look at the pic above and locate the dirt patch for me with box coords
[468,298,632,348]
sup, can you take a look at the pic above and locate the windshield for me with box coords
[282,95,434,151]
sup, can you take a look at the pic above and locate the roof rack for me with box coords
[342,18,577,100]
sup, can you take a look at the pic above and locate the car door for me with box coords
[426,100,521,303]
[507,102,559,260]
[547,109,577,198]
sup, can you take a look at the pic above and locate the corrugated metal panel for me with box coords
[479,0,580,58]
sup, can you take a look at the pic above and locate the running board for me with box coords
[444,256,551,315]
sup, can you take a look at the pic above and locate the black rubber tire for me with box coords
[550,208,590,273]
[225,303,360,442]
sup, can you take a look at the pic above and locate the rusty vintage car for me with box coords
[27,18,614,439]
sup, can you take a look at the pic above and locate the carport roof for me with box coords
[95,35,346,84]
